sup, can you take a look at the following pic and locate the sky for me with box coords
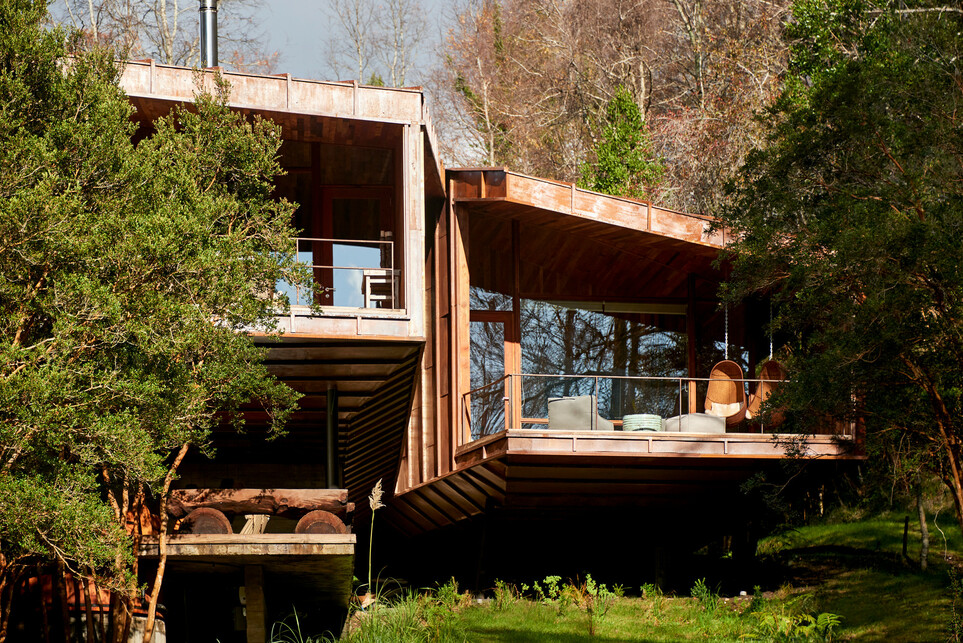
[257,0,449,82]
[258,0,329,79]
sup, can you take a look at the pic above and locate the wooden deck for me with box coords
[387,429,858,534]
[230,338,422,509]
[139,534,356,607]
[457,429,854,462]
[449,168,725,249]
[121,60,443,345]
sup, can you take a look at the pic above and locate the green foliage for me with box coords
[691,577,720,614]
[719,0,963,531]
[528,574,562,605]
[341,580,471,643]
[582,573,616,637]
[578,85,663,200]
[519,574,617,636]
[269,608,325,643]
[0,0,302,602]
[948,568,963,642]
[642,582,665,616]
[491,579,520,611]
[746,610,842,642]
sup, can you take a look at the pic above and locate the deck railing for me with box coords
[278,237,397,309]
[462,373,856,445]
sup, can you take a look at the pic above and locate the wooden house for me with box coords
[116,61,859,640]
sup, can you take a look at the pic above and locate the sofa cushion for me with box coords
[663,413,726,434]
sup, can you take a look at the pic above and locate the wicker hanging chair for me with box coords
[746,360,787,427]
[704,359,747,426]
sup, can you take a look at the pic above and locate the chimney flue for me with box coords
[199,0,218,68]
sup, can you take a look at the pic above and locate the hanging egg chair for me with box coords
[746,360,787,428]
[705,359,747,426]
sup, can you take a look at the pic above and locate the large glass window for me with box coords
[469,317,507,439]
[273,140,401,311]
[329,197,393,308]
[518,300,689,424]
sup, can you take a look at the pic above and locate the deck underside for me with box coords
[386,430,859,534]
[139,534,356,607]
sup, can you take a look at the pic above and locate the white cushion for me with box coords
[706,401,742,418]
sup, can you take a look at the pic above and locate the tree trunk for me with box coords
[38,564,50,643]
[143,443,190,643]
[911,363,963,537]
[81,576,95,643]
[902,516,909,561]
[0,561,12,643]
[55,559,70,643]
[917,483,929,571]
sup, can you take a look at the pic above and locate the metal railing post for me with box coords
[678,377,683,417]
[593,375,600,430]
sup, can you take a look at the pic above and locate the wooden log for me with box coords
[180,508,233,535]
[294,510,348,535]
[167,488,352,519]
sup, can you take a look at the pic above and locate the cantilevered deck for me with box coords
[388,167,861,537]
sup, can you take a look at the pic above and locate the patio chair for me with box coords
[547,395,615,431]
[704,359,747,426]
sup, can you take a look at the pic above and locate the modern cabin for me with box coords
[381,167,859,582]
[103,60,859,640]
[115,60,445,641]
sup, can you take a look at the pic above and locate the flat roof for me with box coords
[118,59,445,198]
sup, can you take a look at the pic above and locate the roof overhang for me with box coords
[118,59,445,198]
[448,168,729,303]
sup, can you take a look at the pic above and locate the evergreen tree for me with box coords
[579,86,663,200]
[0,1,303,638]
[720,1,963,535]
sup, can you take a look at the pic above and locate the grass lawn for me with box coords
[459,596,755,642]
[756,512,963,642]
[333,514,962,642]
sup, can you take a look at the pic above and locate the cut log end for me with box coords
[294,510,348,535]
[180,508,232,534]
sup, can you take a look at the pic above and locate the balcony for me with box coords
[277,237,400,312]
[460,373,856,461]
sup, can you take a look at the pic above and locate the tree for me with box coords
[719,0,963,533]
[323,0,429,87]
[578,85,663,200]
[440,0,788,211]
[0,2,302,639]
[51,0,278,72]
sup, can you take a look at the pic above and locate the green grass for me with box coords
[759,511,963,562]
[291,514,963,641]
[812,567,950,641]
[460,595,755,642]
[338,578,839,642]
[756,513,962,642]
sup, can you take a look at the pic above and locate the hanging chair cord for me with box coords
[724,303,729,360]
[769,301,774,361]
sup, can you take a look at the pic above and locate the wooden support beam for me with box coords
[245,565,266,643]
[510,220,523,430]
[168,488,352,519]
[326,387,340,489]
[687,273,698,414]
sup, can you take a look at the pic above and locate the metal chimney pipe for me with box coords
[199,0,218,68]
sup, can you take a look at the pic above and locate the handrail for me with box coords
[283,237,397,308]
[462,372,851,446]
